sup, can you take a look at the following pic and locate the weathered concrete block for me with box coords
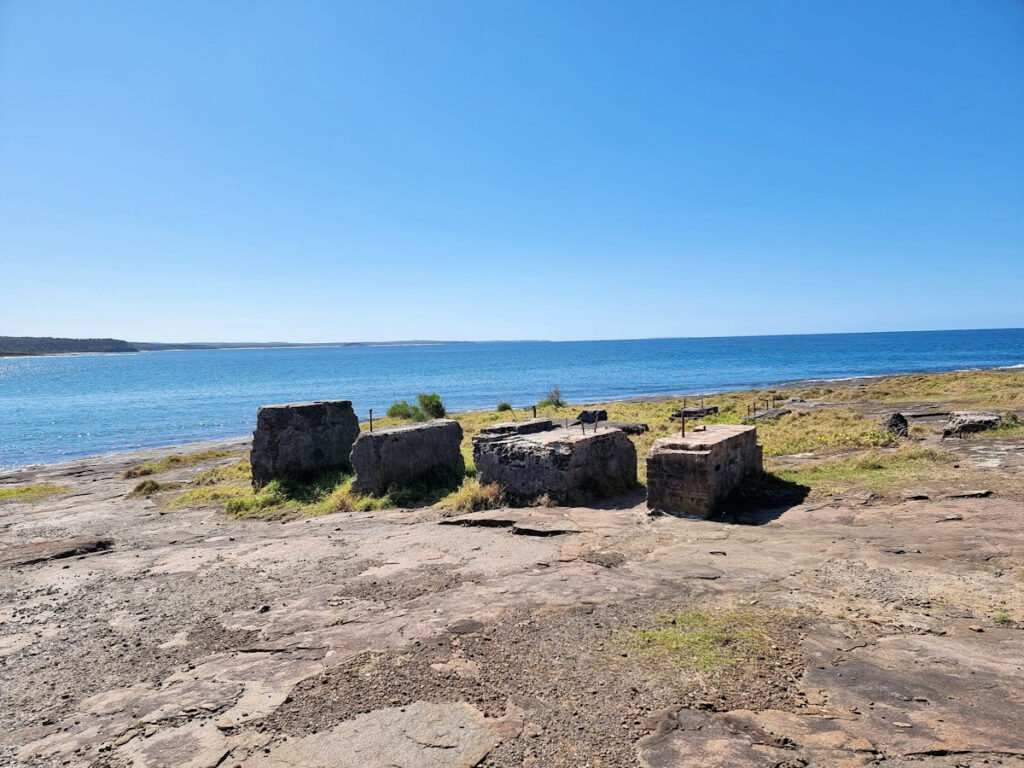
[351,419,465,495]
[646,424,763,518]
[943,411,1002,439]
[602,420,649,435]
[473,426,637,504]
[670,405,719,420]
[251,400,359,489]
[576,409,608,424]
[881,412,909,438]
[478,418,555,436]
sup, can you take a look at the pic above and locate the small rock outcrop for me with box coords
[251,400,360,489]
[943,411,1002,439]
[576,409,608,424]
[351,420,465,495]
[881,412,909,438]
[473,425,637,504]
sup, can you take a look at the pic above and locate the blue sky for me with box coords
[1,1,1022,342]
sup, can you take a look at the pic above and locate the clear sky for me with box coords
[1,1,1022,343]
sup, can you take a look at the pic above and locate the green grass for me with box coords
[438,478,505,513]
[169,457,465,519]
[127,479,182,497]
[121,448,240,479]
[625,611,776,674]
[995,612,1014,627]
[774,444,954,497]
[0,484,69,504]
[798,368,1024,409]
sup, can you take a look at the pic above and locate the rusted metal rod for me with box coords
[369,408,373,432]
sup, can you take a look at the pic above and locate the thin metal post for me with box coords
[681,415,686,437]
[369,408,373,432]
[533,405,537,418]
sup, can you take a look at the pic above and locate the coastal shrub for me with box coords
[386,399,427,421]
[497,402,512,412]
[537,385,567,409]
[416,392,446,419]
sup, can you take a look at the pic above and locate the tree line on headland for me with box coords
[0,336,477,356]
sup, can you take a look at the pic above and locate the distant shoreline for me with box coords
[2,328,1021,358]
[4,365,1021,474]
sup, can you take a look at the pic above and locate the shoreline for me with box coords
[3,365,1018,476]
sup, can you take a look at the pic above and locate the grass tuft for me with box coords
[625,610,776,675]
[121,449,239,479]
[0,484,69,504]
[127,479,181,497]
[439,478,505,513]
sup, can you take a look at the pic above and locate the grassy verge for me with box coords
[0,484,70,504]
[167,459,485,519]
[774,444,955,498]
[793,368,1024,409]
[121,448,241,479]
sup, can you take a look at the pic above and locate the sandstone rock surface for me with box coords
[473,425,637,504]
[250,400,359,489]
[351,420,464,495]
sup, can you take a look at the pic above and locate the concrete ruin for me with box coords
[646,424,763,518]
[943,411,1002,438]
[473,422,637,504]
[351,419,465,495]
[478,418,556,436]
[251,400,360,489]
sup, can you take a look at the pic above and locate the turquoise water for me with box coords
[1,329,1022,469]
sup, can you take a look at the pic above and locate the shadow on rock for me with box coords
[718,472,811,525]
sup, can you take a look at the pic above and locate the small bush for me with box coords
[545,385,567,408]
[497,402,512,412]
[387,399,427,421]
[417,392,446,419]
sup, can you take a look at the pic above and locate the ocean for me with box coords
[1,328,1022,470]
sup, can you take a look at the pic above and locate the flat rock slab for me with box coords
[744,407,791,422]
[0,537,111,568]
[442,509,581,536]
[241,701,497,768]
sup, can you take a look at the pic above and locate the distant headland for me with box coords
[0,336,482,357]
